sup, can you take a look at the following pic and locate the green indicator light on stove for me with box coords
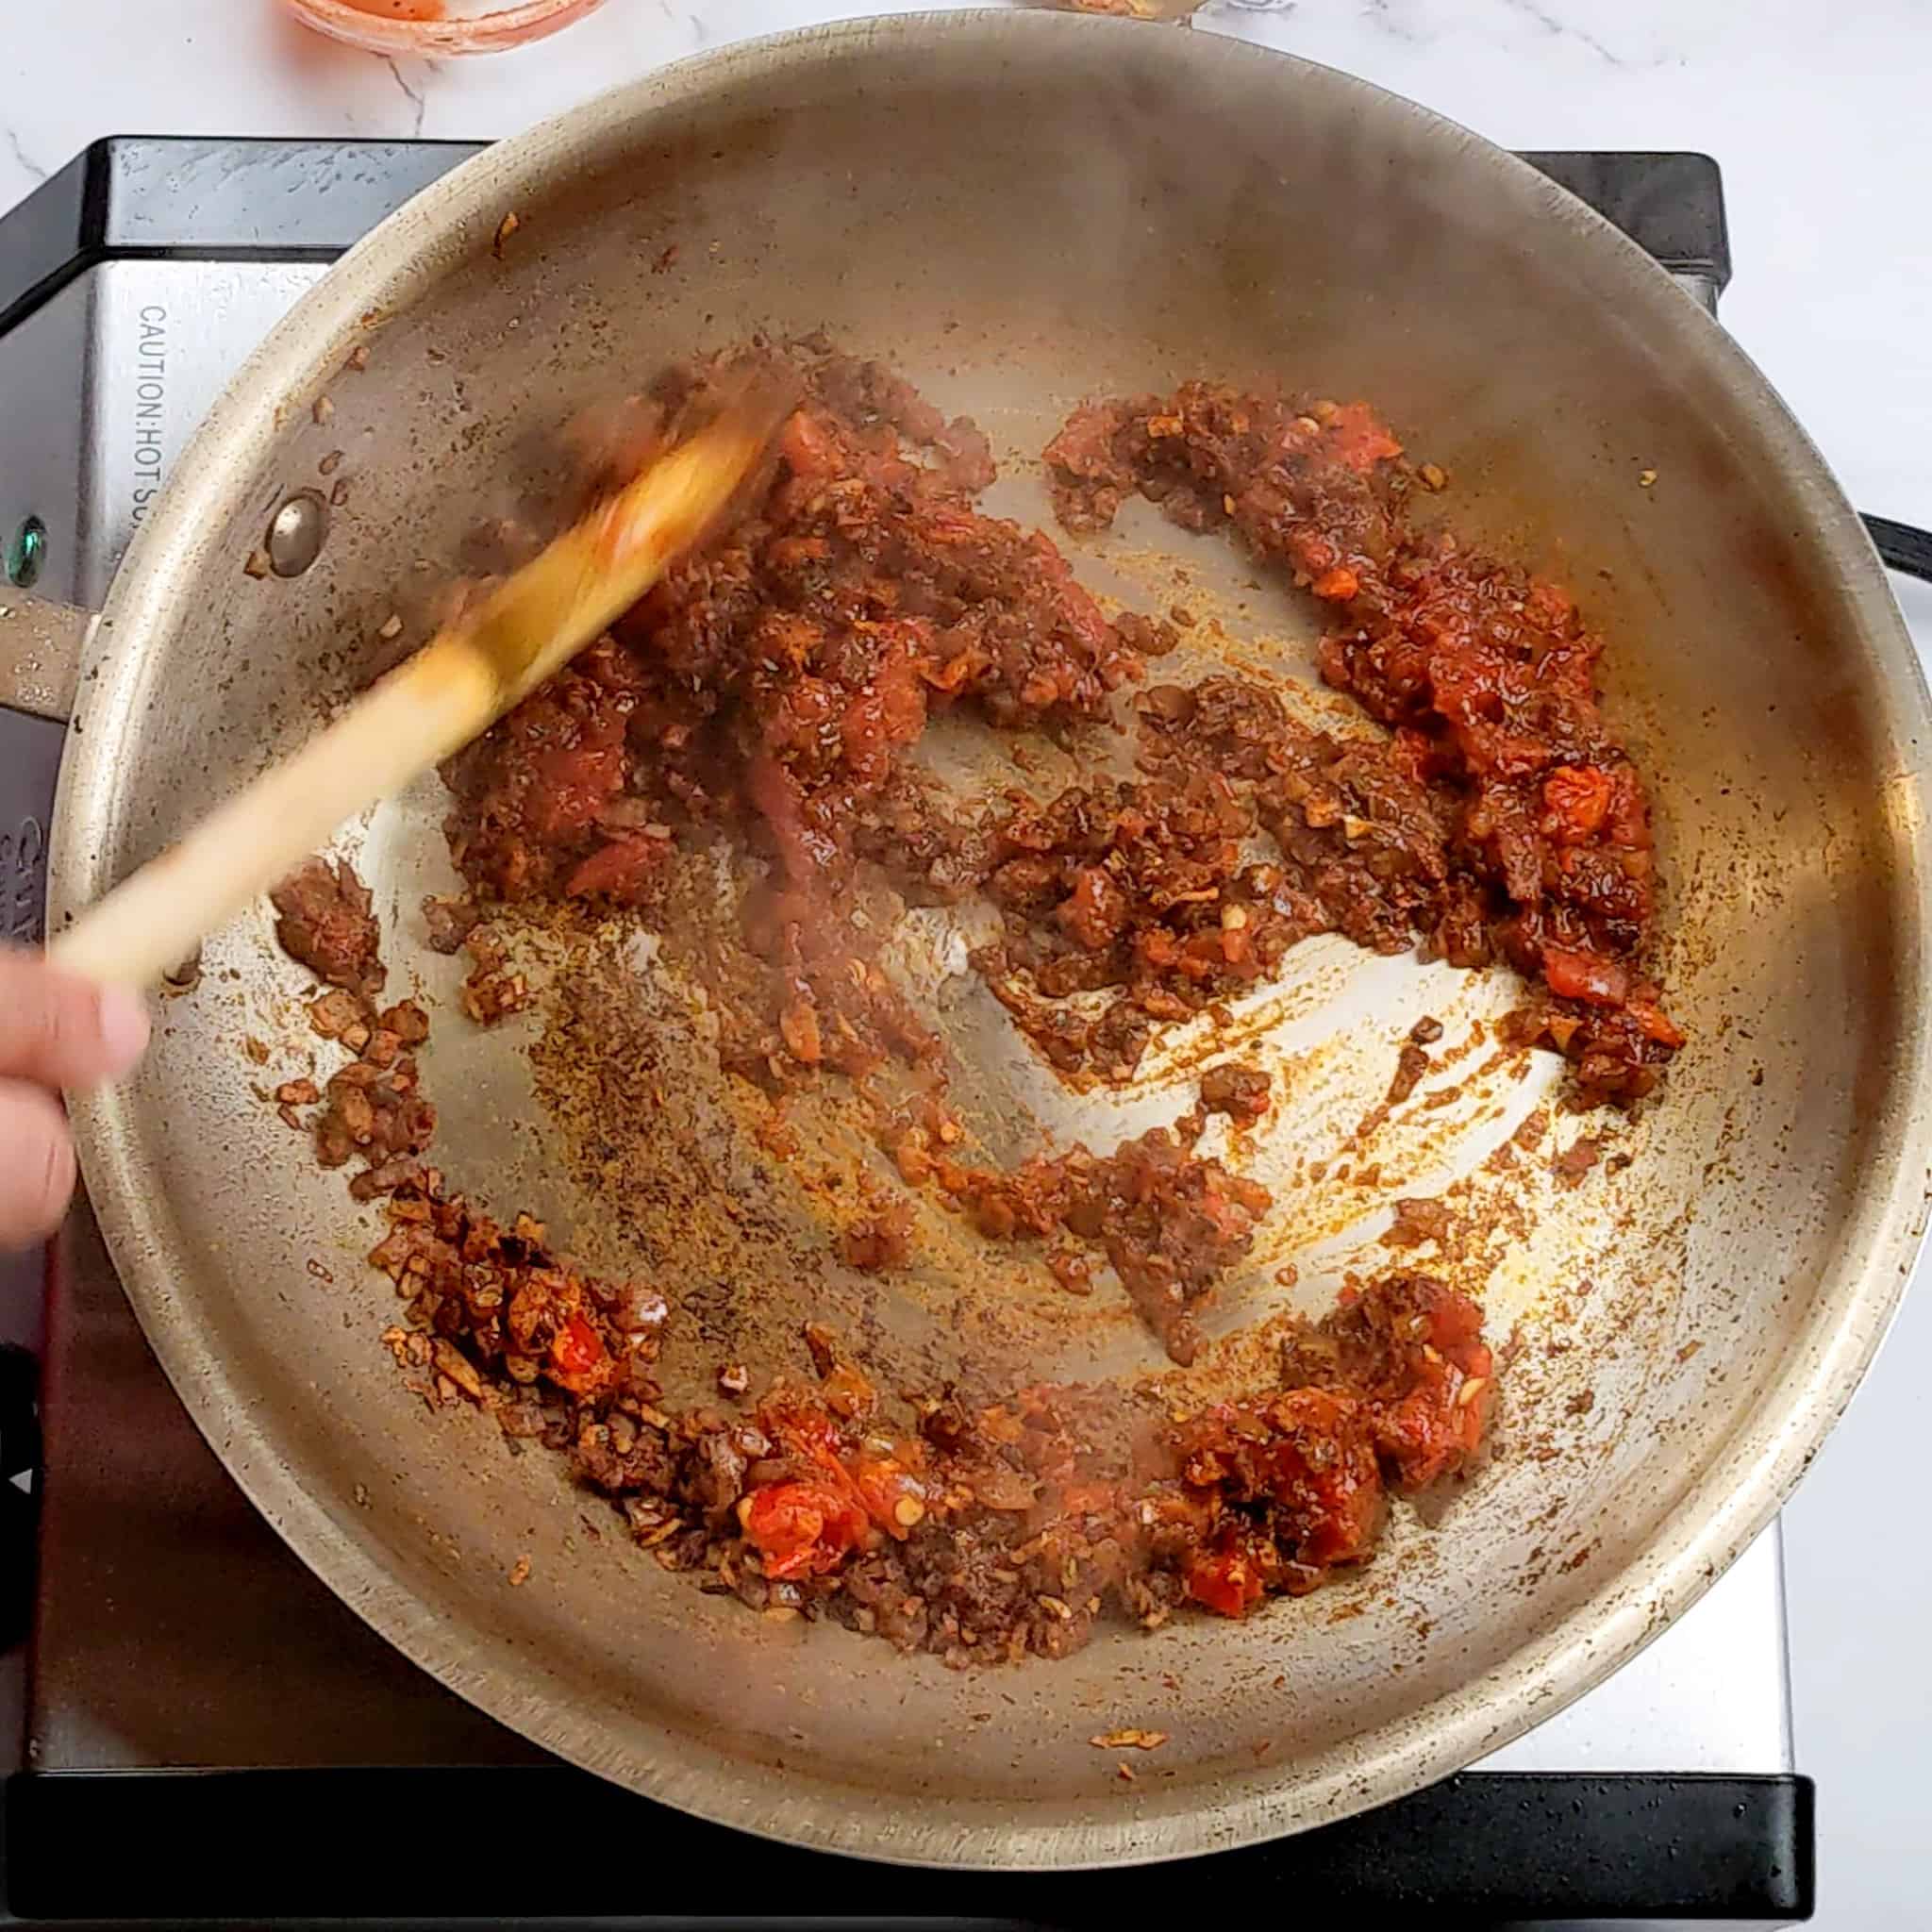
[5,515,46,590]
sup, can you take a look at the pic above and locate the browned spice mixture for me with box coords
[269,866,1491,1656]
[439,347,1166,1098]
[424,347,1677,1356]
[368,1169,1491,1659]
[270,860,437,1183]
[455,924,534,1027]
[1045,384,1681,1100]
[281,976,437,1187]
[1387,1041,1433,1107]
[441,352,1677,1108]
[938,1108,1270,1368]
[258,343,1689,1657]
[1199,1060,1271,1126]
[837,1197,916,1274]
[272,857,388,1003]
[421,892,482,956]
[1382,1196,1453,1251]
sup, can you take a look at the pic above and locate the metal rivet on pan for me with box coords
[266,491,328,578]
[159,944,204,995]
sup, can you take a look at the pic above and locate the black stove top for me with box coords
[0,138,1812,1928]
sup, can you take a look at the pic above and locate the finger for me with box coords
[0,946,151,1090]
[0,1081,76,1251]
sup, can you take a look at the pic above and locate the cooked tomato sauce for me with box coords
[1044,383,1679,1100]
[444,352,1676,1105]
[371,1174,1491,1662]
[938,1108,1272,1367]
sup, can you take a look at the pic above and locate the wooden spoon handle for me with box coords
[49,405,772,990]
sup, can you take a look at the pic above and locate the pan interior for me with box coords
[62,18,1929,1863]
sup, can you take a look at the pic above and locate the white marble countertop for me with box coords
[6,2,1931,1922]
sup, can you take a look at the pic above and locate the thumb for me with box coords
[0,946,151,1090]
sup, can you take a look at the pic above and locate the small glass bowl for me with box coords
[282,0,611,57]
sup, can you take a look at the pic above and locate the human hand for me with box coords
[0,947,151,1250]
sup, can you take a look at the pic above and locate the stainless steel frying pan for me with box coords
[3,9,1928,1869]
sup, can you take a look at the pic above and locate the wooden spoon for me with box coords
[49,400,775,990]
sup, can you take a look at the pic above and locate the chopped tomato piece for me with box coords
[1541,765,1613,843]
[1422,1289,1490,1370]
[1324,401,1403,473]
[1057,867,1129,952]
[1287,530,1339,578]
[1254,1390,1385,1565]
[525,740,626,840]
[754,1395,908,1547]
[760,1397,844,1465]
[547,1313,611,1396]
[1185,1542,1267,1619]
[739,1480,866,1579]
[851,1457,926,1539]
[563,832,667,903]
[1628,997,1686,1049]
[1368,1287,1493,1489]
[1375,1373,1489,1490]
[1543,945,1631,1008]
[777,407,845,483]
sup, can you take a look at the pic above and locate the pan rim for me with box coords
[54,8,1932,1868]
